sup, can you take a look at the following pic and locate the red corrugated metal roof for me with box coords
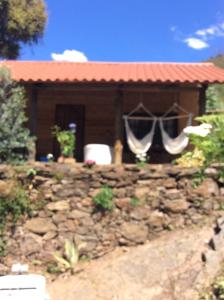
[1,61,224,84]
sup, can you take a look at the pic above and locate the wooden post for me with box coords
[113,87,123,164]
[28,85,38,161]
[30,85,38,136]
[199,84,208,116]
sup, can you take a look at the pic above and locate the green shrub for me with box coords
[191,114,224,168]
[93,186,114,211]
[53,239,85,274]
[52,125,75,157]
[0,67,34,164]
[130,197,140,206]
[0,182,31,232]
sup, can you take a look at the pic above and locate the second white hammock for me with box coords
[159,114,192,155]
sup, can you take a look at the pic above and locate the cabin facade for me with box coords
[2,61,224,163]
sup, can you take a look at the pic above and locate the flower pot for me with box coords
[57,156,76,164]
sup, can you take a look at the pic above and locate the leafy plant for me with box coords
[0,181,31,257]
[93,185,114,211]
[135,153,149,168]
[52,125,75,158]
[0,0,47,59]
[0,182,31,232]
[0,67,34,164]
[178,114,224,176]
[0,236,7,257]
[53,239,84,274]
[175,149,205,168]
[191,114,224,168]
[26,168,37,179]
[130,197,140,206]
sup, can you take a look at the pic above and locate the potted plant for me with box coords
[52,124,76,163]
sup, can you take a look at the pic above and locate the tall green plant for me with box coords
[53,240,85,274]
[188,114,224,168]
[0,67,33,163]
[52,125,75,158]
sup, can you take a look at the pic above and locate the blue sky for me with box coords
[20,0,224,62]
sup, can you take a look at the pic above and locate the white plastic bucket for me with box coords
[84,144,112,165]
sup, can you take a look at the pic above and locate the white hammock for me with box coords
[124,117,157,156]
[159,114,192,155]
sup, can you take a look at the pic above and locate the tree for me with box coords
[0,67,33,163]
[206,54,224,111]
[0,0,47,59]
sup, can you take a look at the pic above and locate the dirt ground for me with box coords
[47,224,222,300]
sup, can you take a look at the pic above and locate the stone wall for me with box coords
[0,163,223,274]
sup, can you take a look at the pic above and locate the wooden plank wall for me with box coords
[24,84,200,162]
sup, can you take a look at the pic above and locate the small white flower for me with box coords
[47,153,54,161]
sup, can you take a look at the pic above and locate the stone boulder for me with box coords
[25,218,57,235]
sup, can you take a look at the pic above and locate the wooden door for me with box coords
[54,105,85,161]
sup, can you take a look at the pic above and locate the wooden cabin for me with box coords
[2,61,224,163]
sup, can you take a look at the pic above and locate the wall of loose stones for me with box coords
[0,163,223,274]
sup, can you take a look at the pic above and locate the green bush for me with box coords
[93,186,114,211]
[181,114,224,171]
[0,183,31,232]
[192,114,224,167]
[0,67,34,164]
[52,125,75,157]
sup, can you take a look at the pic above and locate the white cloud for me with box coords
[195,23,224,39]
[184,38,209,50]
[51,49,88,62]
[171,21,224,50]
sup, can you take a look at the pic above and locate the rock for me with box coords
[58,220,76,232]
[80,217,94,227]
[55,187,76,198]
[25,218,57,235]
[204,168,219,177]
[115,198,131,209]
[47,200,70,211]
[193,178,220,197]
[163,178,177,189]
[43,231,57,241]
[165,189,182,200]
[52,212,67,224]
[73,188,88,198]
[163,199,189,213]
[20,233,43,256]
[82,197,93,207]
[68,210,90,219]
[130,206,151,220]
[135,187,149,200]
[0,180,12,197]
[120,222,148,243]
[147,210,165,228]
[114,188,127,198]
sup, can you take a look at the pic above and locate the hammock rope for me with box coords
[124,117,157,156]
[159,112,193,155]
[124,102,193,156]
[124,102,157,157]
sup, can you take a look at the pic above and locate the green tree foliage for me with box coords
[0,0,47,59]
[0,67,33,163]
[206,54,224,111]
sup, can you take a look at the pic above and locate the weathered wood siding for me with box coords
[24,84,201,162]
